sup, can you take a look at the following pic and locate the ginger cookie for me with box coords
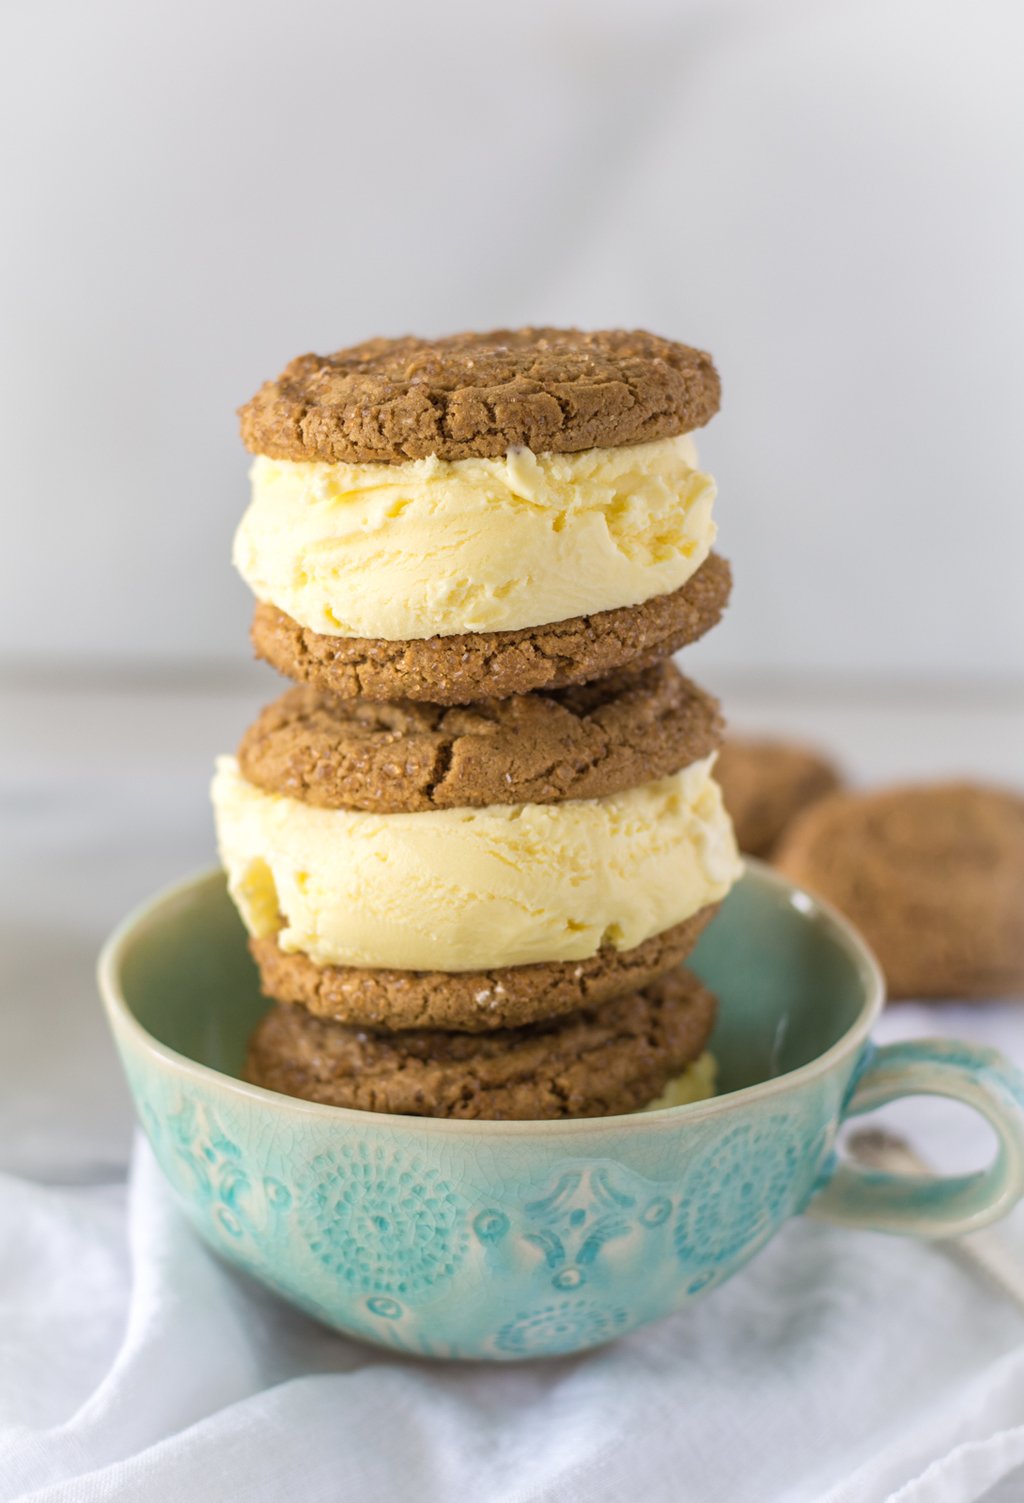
[774,782,1024,999]
[248,906,716,1032]
[242,966,718,1119]
[250,552,731,704]
[239,328,720,466]
[237,663,723,813]
[715,737,842,857]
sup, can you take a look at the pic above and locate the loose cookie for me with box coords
[715,737,842,857]
[240,327,720,465]
[251,552,731,704]
[774,782,1024,999]
[238,662,723,813]
[242,966,718,1119]
[248,906,716,1032]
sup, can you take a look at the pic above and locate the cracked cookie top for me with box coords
[236,662,724,812]
[238,327,721,464]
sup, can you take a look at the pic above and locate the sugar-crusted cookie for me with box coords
[774,782,1024,999]
[715,737,842,857]
[242,966,718,1119]
[238,664,723,813]
[239,328,720,465]
[250,553,731,704]
[248,906,716,1032]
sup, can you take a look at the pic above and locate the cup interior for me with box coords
[112,866,876,1097]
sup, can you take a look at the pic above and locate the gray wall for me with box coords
[2,0,1021,682]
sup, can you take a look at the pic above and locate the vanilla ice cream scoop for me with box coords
[233,434,716,641]
[211,753,742,973]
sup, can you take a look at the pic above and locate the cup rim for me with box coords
[98,860,885,1139]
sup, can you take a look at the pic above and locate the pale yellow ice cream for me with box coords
[641,1052,718,1112]
[212,753,741,973]
[233,434,716,641]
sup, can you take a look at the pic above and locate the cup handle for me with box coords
[807,1038,1024,1238]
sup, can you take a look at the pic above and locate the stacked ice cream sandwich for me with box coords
[212,328,743,1119]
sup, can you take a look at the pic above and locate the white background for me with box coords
[1,0,1022,685]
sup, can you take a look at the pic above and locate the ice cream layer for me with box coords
[233,434,716,641]
[212,753,741,973]
[641,1052,718,1112]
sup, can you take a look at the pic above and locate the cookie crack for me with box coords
[423,737,456,804]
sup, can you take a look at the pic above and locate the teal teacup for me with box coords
[99,862,1024,1361]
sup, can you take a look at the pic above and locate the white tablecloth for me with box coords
[2,678,1023,1503]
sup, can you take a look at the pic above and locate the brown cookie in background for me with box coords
[249,906,716,1033]
[774,782,1024,1000]
[238,662,723,814]
[242,966,718,1119]
[250,552,731,705]
[715,737,842,857]
[239,327,720,466]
